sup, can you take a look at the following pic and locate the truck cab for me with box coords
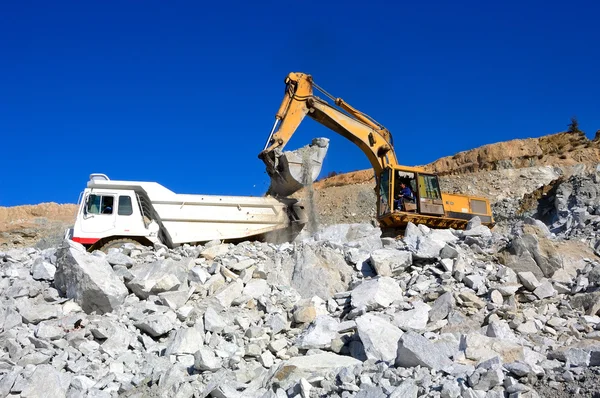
[70,174,158,250]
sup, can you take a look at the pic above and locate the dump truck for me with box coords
[259,72,494,232]
[67,173,308,251]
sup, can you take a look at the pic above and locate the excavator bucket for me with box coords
[263,138,329,197]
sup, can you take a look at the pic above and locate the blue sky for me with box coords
[1,1,599,206]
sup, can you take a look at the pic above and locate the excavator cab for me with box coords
[378,167,445,218]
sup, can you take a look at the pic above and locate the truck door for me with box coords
[80,193,117,234]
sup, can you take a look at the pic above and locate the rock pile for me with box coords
[0,217,599,397]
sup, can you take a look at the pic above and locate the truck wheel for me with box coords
[99,238,142,254]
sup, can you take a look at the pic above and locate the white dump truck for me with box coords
[67,174,309,252]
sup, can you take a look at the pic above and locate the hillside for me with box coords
[0,203,78,248]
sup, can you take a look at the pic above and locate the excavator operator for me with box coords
[394,182,414,211]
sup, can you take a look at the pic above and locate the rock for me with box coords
[293,296,328,324]
[458,291,485,309]
[369,249,412,276]
[127,258,190,299]
[472,367,504,391]
[285,244,354,300]
[31,258,56,280]
[299,378,311,398]
[441,379,461,398]
[429,292,454,322]
[389,380,419,398]
[413,236,446,259]
[504,362,531,377]
[394,301,431,331]
[395,331,453,371]
[260,351,275,368]
[462,225,492,238]
[464,333,524,363]
[351,277,402,310]
[158,289,192,310]
[201,244,230,260]
[204,307,227,333]
[570,291,600,315]
[464,274,486,291]
[165,326,204,355]
[486,320,515,340]
[20,364,72,398]
[355,385,386,398]
[18,301,60,324]
[269,352,361,390]
[490,290,503,305]
[517,321,538,334]
[243,279,270,299]
[467,216,482,229]
[533,281,555,299]
[91,320,132,358]
[296,316,339,349]
[194,347,222,371]
[55,240,128,314]
[35,321,64,340]
[517,272,540,291]
[356,313,403,362]
[134,311,177,337]
[440,244,459,260]
[440,258,454,272]
[106,251,134,267]
[214,280,244,308]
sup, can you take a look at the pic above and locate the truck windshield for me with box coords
[86,194,114,215]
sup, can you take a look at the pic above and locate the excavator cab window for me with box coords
[418,174,442,200]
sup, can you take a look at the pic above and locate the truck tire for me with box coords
[98,238,144,254]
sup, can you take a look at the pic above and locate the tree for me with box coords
[567,116,581,133]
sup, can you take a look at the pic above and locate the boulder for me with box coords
[395,332,453,371]
[394,301,431,331]
[134,311,177,337]
[284,244,354,300]
[351,277,403,310]
[356,313,403,362]
[269,352,361,390]
[194,347,222,372]
[31,258,56,281]
[296,316,339,350]
[429,292,455,322]
[165,326,204,356]
[369,249,412,276]
[20,365,72,398]
[54,240,128,314]
[127,258,192,299]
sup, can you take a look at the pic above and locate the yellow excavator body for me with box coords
[259,72,495,231]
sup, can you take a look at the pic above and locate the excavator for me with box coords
[259,72,494,232]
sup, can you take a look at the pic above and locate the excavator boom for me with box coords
[260,73,397,196]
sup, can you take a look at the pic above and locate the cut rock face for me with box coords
[54,240,128,314]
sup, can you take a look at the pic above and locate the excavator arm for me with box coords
[259,72,398,196]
